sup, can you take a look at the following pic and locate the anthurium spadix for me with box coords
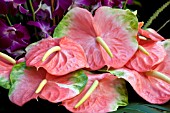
[8,62,88,106]
[25,36,89,76]
[53,6,138,70]
[62,72,128,113]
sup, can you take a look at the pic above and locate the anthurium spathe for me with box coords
[110,67,170,104]
[25,36,89,76]
[107,40,170,104]
[9,62,88,106]
[53,6,138,70]
[0,53,14,89]
[62,72,128,113]
[9,62,46,106]
[126,41,166,72]
[138,22,165,41]
[39,70,88,103]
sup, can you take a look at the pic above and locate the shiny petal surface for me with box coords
[94,7,138,68]
[112,68,170,104]
[40,70,88,103]
[26,37,88,75]
[62,72,128,113]
[126,41,166,72]
[9,62,46,106]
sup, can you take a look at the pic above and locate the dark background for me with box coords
[130,0,170,38]
[0,0,170,113]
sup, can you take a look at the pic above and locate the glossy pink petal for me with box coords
[26,37,88,76]
[126,41,166,72]
[39,70,88,103]
[54,7,105,70]
[153,40,170,72]
[94,7,138,68]
[112,68,170,104]
[62,72,128,113]
[0,57,13,89]
[53,7,138,70]
[138,27,165,41]
[9,62,46,106]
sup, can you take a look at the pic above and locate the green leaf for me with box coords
[112,103,170,113]
[143,0,170,29]
[144,104,170,112]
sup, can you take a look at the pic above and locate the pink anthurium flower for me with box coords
[110,67,170,104]
[106,39,170,104]
[25,36,89,76]
[138,22,165,41]
[126,22,167,72]
[9,62,88,106]
[53,6,139,70]
[126,41,166,72]
[62,72,128,113]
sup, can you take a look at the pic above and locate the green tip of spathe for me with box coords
[132,10,137,15]
[96,36,113,58]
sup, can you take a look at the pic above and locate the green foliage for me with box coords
[112,102,170,113]
[143,0,170,29]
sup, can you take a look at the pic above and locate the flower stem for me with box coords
[123,0,128,9]
[51,0,56,25]
[28,0,40,40]
[5,14,12,26]
[29,0,36,21]
[157,19,170,32]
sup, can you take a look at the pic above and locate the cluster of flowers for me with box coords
[0,0,170,113]
[0,0,132,58]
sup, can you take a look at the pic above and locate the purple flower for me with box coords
[53,0,73,18]
[27,20,55,38]
[13,0,26,4]
[73,0,133,10]
[101,0,133,8]
[0,0,18,15]
[0,0,8,14]
[74,0,99,6]
[34,1,52,20]
[0,20,30,58]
